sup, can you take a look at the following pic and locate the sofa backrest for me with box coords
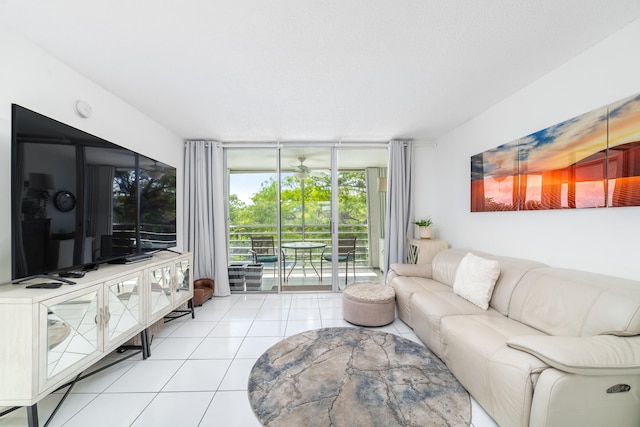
[432,248,488,286]
[432,248,547,315]
[509,267,640,337]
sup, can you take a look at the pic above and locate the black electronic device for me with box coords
[83,263,99,271]
[107,253,153,264]
[58,271,86,279]
[26,282,63,289]
[10,104,178,282]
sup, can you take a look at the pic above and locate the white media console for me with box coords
[0,251,193,412]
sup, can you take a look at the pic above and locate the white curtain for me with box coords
[365,167,386,269]
[184,140,230,296]
[383,139,414,278]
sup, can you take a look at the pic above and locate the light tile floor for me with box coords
[1,292,498,427]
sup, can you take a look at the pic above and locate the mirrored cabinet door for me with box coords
[42,286,101,387]
[149,264,172,320]
[105,272,144,349]
[173,258,191,305]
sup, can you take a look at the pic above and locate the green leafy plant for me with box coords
[413,218,433,227]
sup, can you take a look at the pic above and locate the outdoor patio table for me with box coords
[281,241,326,280]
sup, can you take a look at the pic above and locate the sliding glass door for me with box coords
[225,144,387,292]
[226,148,281,292]
[280,147,332,291]
[333,147,388,291]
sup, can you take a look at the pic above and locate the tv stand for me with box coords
[11,274,76,285]
[0,251,193,427]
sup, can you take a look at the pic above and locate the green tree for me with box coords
[230,171,367,227]
[228,194,245,224]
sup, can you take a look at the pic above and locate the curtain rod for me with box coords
[185,140,410,148]
[215,140,391,149]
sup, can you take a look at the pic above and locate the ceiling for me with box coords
[2,1,640,143]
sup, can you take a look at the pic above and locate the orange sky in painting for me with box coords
[518,108,607,174]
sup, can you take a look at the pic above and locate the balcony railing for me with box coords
[229,223,370,267]
[111,223,177,250]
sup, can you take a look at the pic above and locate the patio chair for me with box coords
[320,236,357,285]
[249,236,286,279]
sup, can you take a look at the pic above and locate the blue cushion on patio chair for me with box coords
[257,255,278,263]
[250,236,287,280]
[320,237,357,285]
[323,254,351,263]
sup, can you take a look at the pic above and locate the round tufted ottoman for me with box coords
[342,282,396,327]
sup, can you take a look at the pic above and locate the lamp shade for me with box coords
[377,177,387,192]
[28,173,54,190]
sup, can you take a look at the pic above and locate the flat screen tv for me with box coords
[11,104,177,280]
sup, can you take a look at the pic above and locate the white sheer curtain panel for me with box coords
[383,139,414,279]
[184,140,230,296]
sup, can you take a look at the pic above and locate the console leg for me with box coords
[26,404,38,427]
[189,299,195,319]
[140,330,150,359]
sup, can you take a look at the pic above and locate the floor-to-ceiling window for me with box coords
[332,147,388,291]
[280,147,332,290]
[225,143,387,292]
[226,148,280,293]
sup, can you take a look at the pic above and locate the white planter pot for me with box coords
[419,226,432,240]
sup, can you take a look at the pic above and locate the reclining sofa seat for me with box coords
[387,248,640,427]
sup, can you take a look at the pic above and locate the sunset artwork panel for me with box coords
[518,107,607,210]
[471,140,519,211]
[607,93,640,207]
[470,91,640,212]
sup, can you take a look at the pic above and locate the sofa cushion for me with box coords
[410,289,501,359]
[509,267,640,337]
[485,256,547,316]
[430,249,547,315]
[453,253,500,310]
[432,249,491,287]
[390,276,449,326]
[440,315,548,427]
[507,335,640,375]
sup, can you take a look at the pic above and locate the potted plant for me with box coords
[413,217,433,239]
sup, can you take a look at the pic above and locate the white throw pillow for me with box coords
[453,253,500,310]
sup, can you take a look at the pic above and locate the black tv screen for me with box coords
[11,104,177,280]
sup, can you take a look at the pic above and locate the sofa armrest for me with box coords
[388,263,433,279]
[507,335,640,375]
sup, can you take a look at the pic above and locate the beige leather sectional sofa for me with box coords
[387,248,640,427]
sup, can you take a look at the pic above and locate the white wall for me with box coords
[422,18,640,280]
[0,25,185,282]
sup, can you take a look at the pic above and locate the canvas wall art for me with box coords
[471,92,640,212]
[471,140,519,211]
[607,93,640,207]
